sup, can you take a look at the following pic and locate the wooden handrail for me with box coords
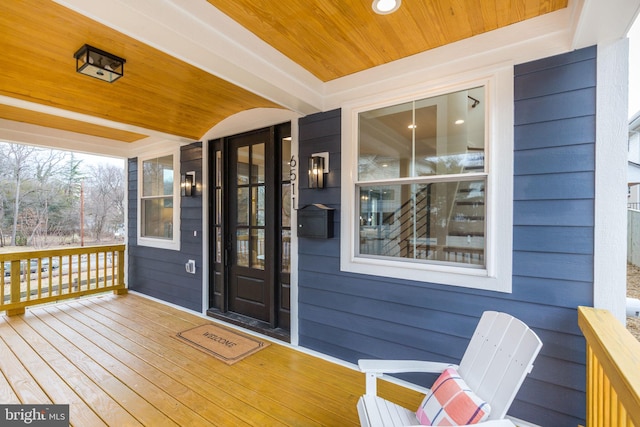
[578,306,640,426]
[0,244,127,315]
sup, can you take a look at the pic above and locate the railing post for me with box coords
[8,260,25,316]
[578,306,640,426]
[113,248,127,295]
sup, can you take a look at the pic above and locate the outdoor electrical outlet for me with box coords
[185,260,196,274]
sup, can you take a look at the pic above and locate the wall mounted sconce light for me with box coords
[309,152,329,189]
[181,171,196,197]
[74,44,125,83]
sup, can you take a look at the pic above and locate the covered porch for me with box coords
[0,292,420,426]
[1,290,639,426]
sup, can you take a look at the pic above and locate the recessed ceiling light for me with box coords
[408,124,417,129]
[455,119,465,125]
[372,0,401,15]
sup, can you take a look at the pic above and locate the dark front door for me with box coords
[209,124,291,336]
[228,129,273,322]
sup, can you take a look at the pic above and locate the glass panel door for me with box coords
[228,132,272,322]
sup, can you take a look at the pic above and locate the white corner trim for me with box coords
[201,140,209,315]
[594,39,629,323]
[289,119,300,347]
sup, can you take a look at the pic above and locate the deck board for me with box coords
[58,302,266,426]
[73,299,301,426]
[0,316,107,426]
[23,309,165,426]
[101,296,359,423]
[8,315,135,426]
[41,305,216,427]
[0,293,423,426]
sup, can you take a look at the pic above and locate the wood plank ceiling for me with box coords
[207,0,568,82]
[0,0,567,144]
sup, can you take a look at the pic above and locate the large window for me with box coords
[358,86,486,268]
[138,152,180,250]
[341,70,513,292]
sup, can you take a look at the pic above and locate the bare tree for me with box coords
[5,144,36,245]
[0,142,122,247]
[85,164,125,241]
[28,149,76,247]
[0,151,6,247]
[0,143,85,247]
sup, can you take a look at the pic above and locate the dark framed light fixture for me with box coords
[74,44,125,83]
[308,152,329,189]
[181,171,196,197]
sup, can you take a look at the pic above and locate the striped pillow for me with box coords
[415,367,491,426]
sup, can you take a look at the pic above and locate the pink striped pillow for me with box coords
[415,367,491,426]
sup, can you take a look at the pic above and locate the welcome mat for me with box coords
[175,323,269,365]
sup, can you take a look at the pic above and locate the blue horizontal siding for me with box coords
[514,115,595,150]
[514,87,595,125]
[512,251,593,282]
[515,144,594,175]
[514,199,594,226]
[295,47,596,426]
[514,171,594,200]
[514,45,596,76]
[513,171,595,201]
[511,276,593,308]
[514,56,596,100]
[513,225,593,254]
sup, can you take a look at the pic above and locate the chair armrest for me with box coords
[358,359,457,374]
[358,359,458,396]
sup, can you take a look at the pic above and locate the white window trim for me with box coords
[137,149,181,251]
[340,65,513,293]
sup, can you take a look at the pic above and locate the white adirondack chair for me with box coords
[357,311,543,427]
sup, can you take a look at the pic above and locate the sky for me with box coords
[75,152,125,171]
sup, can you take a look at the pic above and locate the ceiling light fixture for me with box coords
[455,119,465,125]
[74,44,125,83]
[372,0,401,15]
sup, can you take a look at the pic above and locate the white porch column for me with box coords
[595,38,629,323]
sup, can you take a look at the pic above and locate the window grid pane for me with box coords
[142,155,173,197]
[356,86,486,269]
[141,198,173,239]
[358,87,485,182]
[358,179,485,267]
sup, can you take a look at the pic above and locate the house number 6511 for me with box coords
[290,155,297,210]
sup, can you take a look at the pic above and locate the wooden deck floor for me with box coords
[0,293,422,426]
